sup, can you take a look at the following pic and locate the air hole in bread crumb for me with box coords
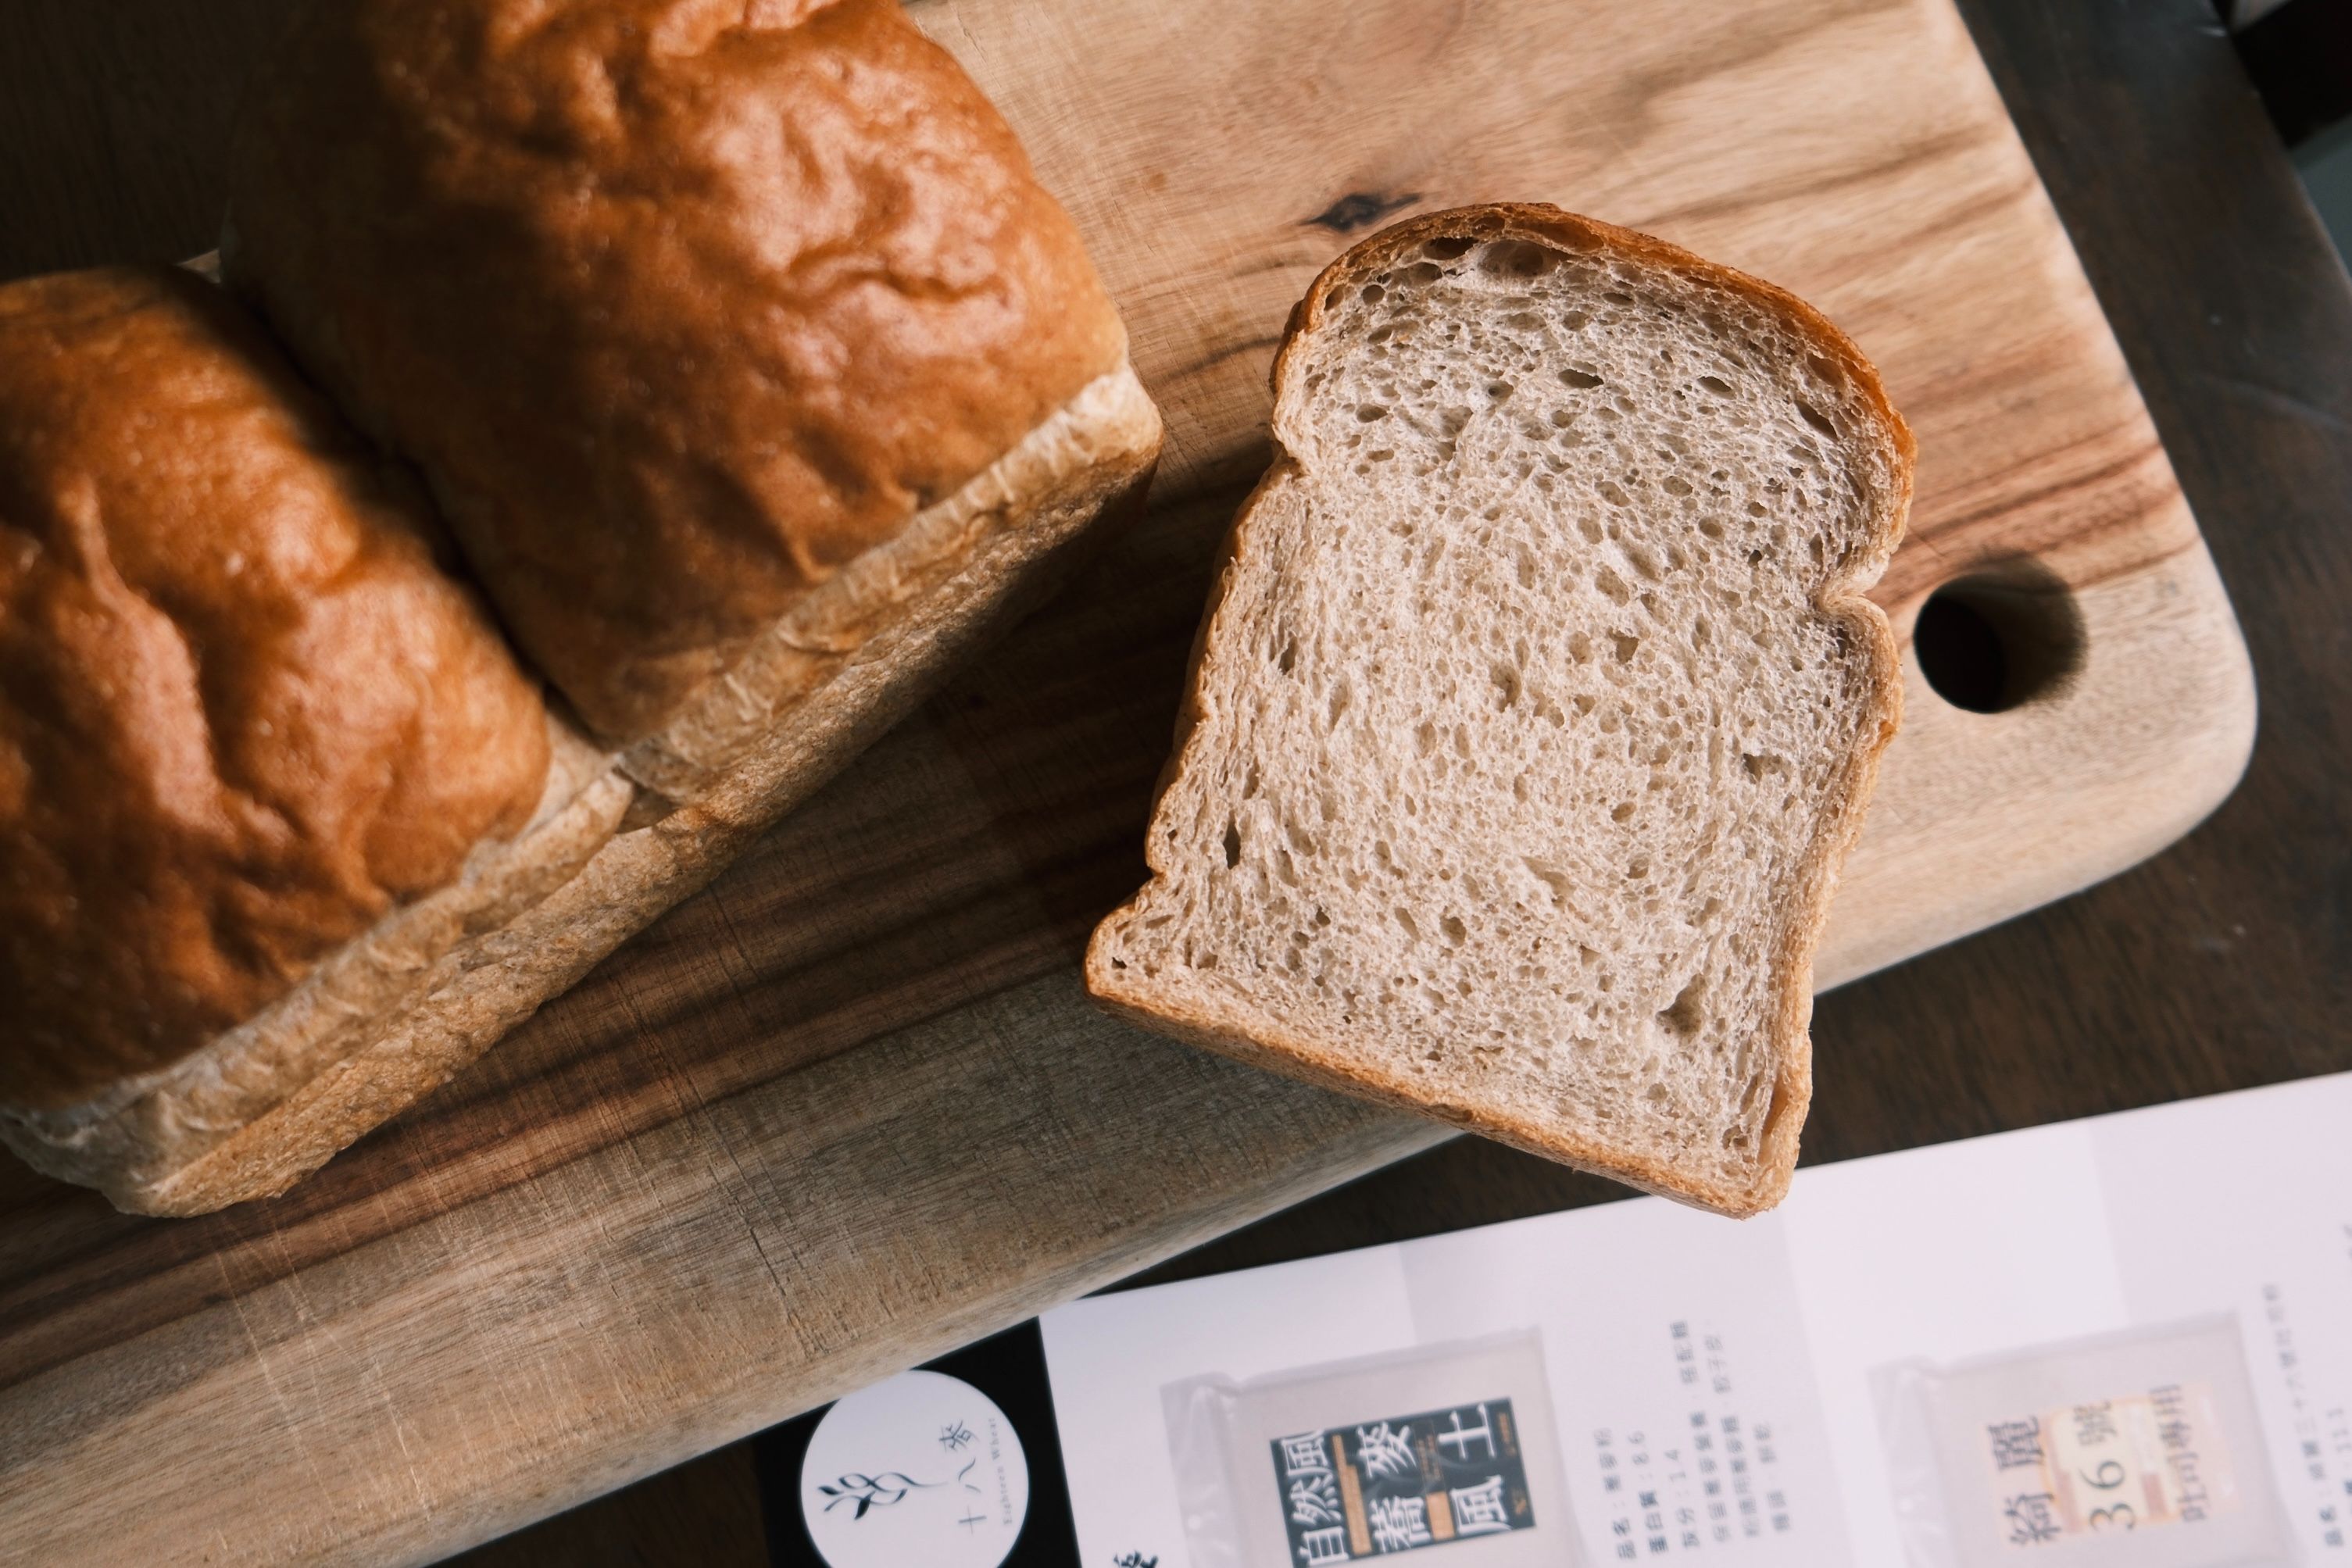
[1559,366,1603,390]
[1442,915,1468,945]
[1356,403,1389,422]
[1479,239,1558,279]
[1223,820,1242,867]
[1660,976,1706,1036]
[1697,374,1733,397]
[1403,261,1445,285]
[1396,906,1423,941]
[1612,632,1640,663]
[1360,283,1386,305]
[1797,401,1837,437]
[1424,234,1476,259]
[1612,800,1635,823]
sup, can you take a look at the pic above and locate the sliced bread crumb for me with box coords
[1087,205,1911,1216]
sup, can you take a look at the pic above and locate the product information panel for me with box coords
[1040,1074,2352,1568]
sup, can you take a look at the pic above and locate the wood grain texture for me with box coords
[0,0,2263,1562]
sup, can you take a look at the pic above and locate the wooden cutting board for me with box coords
[0,0,2254,1561]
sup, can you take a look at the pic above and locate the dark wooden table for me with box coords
[4,1,2346,1562]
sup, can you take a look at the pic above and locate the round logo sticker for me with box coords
[799,1369,1031,1567]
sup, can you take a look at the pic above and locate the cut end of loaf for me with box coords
[1088,205,1909,1217]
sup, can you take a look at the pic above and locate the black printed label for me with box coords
[1271,1397,1536,1560]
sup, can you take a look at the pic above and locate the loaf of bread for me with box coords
[1088,207,1909,1216]
[0,266,634,1213]
[222,0,1153,773]
[0,0,1160,1215]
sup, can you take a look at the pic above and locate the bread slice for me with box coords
[1,362,1158,1216]
[1086,207,1910,1216]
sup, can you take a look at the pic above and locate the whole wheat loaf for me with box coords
[0,0,1162,1216]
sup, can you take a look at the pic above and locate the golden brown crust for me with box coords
[0,359,1160,1216]
[619,364,1162,798]
[0,268,552,1109]
[225,0,1128,742]
[1085,205,1912,1216]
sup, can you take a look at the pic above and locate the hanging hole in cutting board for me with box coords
[1912,563,2085,713]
